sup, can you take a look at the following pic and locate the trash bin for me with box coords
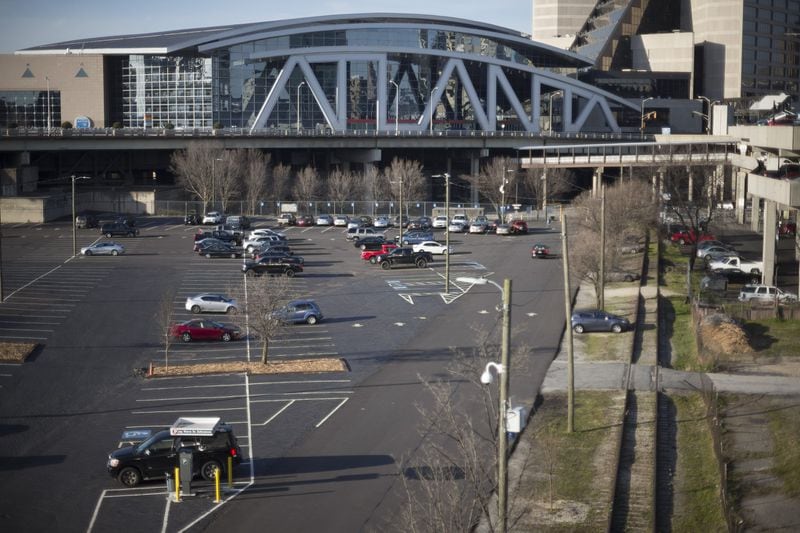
[165,472,175,495]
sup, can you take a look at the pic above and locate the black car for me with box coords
[199,243,242,258]
[76,213,98,229]
[242,257,303,277]
[100,223,139,238]
[353,235,387,249]
[407,216,433,231]
[184,213,201,225]
[107,417,242,487]
[710,268,761,287]
[254,250,304,265]
[253,243,292,259]
[115,215,136,227]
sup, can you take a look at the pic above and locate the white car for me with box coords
[243,235,282,252]
[81,242,125,256]
[738,284,798,303]
[346,219,362,229]
[373,216,390,228]
[412,240,452,255]
[202,211,224,225]
[432,216,448,229]
[247,228,286,240]
[448,221,468,233]
[333,215,349,227]
[451,214,469,226]
[185,293,238,314]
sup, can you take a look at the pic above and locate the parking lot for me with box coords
[0,216,564,532]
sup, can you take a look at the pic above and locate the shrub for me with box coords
[213,122,223,130]
[164,122,175,130]
[61,121,73,129]
[112,121,123,129]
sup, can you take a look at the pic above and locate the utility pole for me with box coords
[562,213,574,432]
[600,184,606,310]
[433,173,451,293]
[498,278,511,533]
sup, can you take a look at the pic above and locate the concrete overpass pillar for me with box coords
[750,196,761,232]
[735,170,747,225]
[762,200,777,286]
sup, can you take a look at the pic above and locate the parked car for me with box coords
[225,215,251,230]
[509,219,528,234]
[171,319,241,342]
[670,229,715,245]
[607,270,640,282]
[277,213,297,226]
[432,216,448,229]
[378,247,433,270]
[393,215,410,228]
[75,213,98,229]
[253,250,304,265]
[373,216,390,229]
[185,293,238,314]
[243,235,282,253]
[495,224,511,235]
[571,310,630,333]
[450,214,469,226]
[531,243,550,258]
[296,215,314,226]
[738,284,798,303]
[199,243,243,258]
[408,217,432,231]
[100,223,139,238]
[194,238,228,252]
[697,245,737,259]
[700,274,729,292]
[247,228,286,241]
[346,227,379,240]
[358,215,374,227]
[361,243,399,263]
[81,241,125,256]
[115,215,137,227]
[778,221,797,237]
[448,220,468,233]
[697,240,731,251]
[183,213,201,225]
[252,243,293,260]
[333,215,349,227]
[242,257,303,277]
[354,235,387,249]
[412,240,452,255]
[469,220,490,234]
[107,417,242,487]
[316,214,334,226]
[400,231,434,245]
[271,299,323,325]
[202,211,225,225]
[710,268,761,286]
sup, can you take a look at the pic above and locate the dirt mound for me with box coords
[699,314,753,360]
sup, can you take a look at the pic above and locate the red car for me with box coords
[296,215,314,227]
[509,219,528,234]
[361,243,398,264]
[171,319,241,342]
[670,229,716,245]
[531,243,550,258]
[778,221,796,237]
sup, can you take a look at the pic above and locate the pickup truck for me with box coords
[361,243,398,264]
[707,255,763,274]
[377,247,433,270]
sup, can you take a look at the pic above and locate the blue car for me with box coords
[272,300,323,325]
[400,231,434,246]
[571,310,630,334]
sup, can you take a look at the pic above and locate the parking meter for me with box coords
[179,447,193,494]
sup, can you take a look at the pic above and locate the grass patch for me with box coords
[768,405,800,497]
[148,358,347,377]
[671,393,727,532]
[743,318,800,358]
[0,342,37,362]
[521,391,625,530]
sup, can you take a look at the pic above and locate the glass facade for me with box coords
[109,55,212,128]
[0,90,61,127]
[741,0,800,96]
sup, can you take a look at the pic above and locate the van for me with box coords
[225,215,251,230]
[346,227,379,240]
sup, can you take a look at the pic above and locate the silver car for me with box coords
[185,293,239,314]
[80,242,125,256]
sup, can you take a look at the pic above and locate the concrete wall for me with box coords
[631,32,695,74]
[728,125,800,152]
[0,190,156,223]
[531,0,596,44]
[0,54,107,127]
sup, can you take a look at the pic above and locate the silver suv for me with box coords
[738,284,798,303]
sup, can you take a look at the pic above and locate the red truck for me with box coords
[361,243,398,264]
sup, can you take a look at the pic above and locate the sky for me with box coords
[0,0,533,53]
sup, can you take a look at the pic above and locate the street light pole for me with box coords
[548,90,562,133]
[640,97,654,134]
[296,81,306,131]
[456,276,511,532]
[71,175,90,257]
[390,80,399,135]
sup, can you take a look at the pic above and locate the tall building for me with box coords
[531,0,800,105]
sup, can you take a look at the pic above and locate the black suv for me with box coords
[107,419,242,487]
[76,213,98,229]
[100,223,139,238]
[242,257,303,277]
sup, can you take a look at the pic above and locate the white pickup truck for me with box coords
[707,255,763,274]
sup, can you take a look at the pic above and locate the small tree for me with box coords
[216,150,242,213]
[271,163,291,206]
[294,166,321,211]
[468,156,516,218]
[245,275,295,364]
[154,291,176,369]
[327,169,355,214]
[170,141,225,213]
[521,166,576,209]
[242,150,270,215]
[385,158,426,216]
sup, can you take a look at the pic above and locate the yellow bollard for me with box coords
[214,467,221,503]
[227,456,233,488]
[174,466,181,502]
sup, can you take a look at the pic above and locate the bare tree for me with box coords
[327,168,355,214]
[242,150,271,215]
[169,141,225,213]
[360,164,386,207]
[244,274,295,364]
[154,291,176,369]
[521,167,576,209]
[216,149,243,213]
[293,166,321,210]
[272,163,291,205]
[385,158,426,216]
[569,179,658,308]
[468,156,516,218]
